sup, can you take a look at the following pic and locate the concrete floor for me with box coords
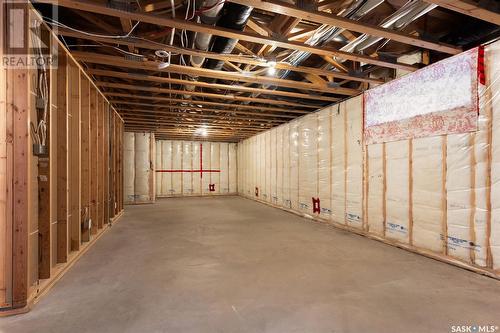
[1,196,500,333]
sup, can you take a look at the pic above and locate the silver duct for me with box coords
[338,0,437,59]
[246,0,384,102]
[277,0,385,79]
[184,0,225,98]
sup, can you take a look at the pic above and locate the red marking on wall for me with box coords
[478,46,486,85]
[312,197,320,214]
[155,143,221,177]
[156,170,220,173]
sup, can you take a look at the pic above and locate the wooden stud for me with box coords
[90,87,98,236]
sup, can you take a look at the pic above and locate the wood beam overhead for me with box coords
[104,93,305,114]
[118,109,288,123]
[228,0,461,55]
[37,0,419,71]
[58,29,384,85]
[424,0,500,25]
[71,52,360,96]
[85,68,341,102]
[121,117,271,131]
[113,103,301,118]
[95,81,321,109]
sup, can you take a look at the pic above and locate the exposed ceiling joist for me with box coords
[86,69,340,102]
[117,109,288,123]
[58,28,384,85]
[95,82,322,109]
[113,103,303,117]
[72,51,359,96]
[424,0,500,25]
[104,93,305,114]
[227,0,461,55]
[36,0,419,71]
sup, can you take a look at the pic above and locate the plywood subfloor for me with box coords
[1,196,499,333]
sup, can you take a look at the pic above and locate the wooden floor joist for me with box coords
[36,0,419,71]
[72,52,359,96]
[58,29,384,85]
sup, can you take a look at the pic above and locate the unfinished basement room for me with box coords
[1,0,500,332]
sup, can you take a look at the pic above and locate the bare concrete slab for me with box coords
[1,196,499,333]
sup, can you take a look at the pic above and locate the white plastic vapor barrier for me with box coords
[237,40,500,279]
[123,132,155,204]
[155,140,238,197]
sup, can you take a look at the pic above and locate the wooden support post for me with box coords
[103,104,110,224]
[68,61,81,251]
[5,8,30,307]
[97,96,104,229]
[90,87,98,235]
[56,52,69,263]
[80,77,90,243]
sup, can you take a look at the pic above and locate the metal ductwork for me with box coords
[277,0,384,79]
[204,3,253,71]
[339,0,437,56]
[190,0,225,68]
[184,0,225,98]
[246,0,383,103]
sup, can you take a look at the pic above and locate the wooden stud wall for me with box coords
[0,4,124,314]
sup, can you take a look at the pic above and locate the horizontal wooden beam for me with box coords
[37,0,419,71]
[121,116,272,130]
[96,81,320,109]
[112,101,301,119]
[117,108,288,123]
[110,100,308,116]
[58,29,384,85]
[228,0,461,55]
[86,68,340,102]
[72,51,359,96]
[424,0,500,25]
[105,92,304,114]
[123,120,260,133]
[120,110,285,124]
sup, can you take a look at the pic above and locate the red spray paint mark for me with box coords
[155,143,221,177]
[478,46,486,85]
[312,197,320,214]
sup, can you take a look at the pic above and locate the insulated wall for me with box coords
[238,41,500,278]
[124,132,155,204]
[239,95,364,225]
[155,140,237,197]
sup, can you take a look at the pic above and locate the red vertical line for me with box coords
[200,142,203,179]
[181,141,184,195]
[190,141,193,195]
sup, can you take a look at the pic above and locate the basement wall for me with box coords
[124,132,155,204]
[0,5,124,313]
[155,140,237,197]
[238,40,500,279]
